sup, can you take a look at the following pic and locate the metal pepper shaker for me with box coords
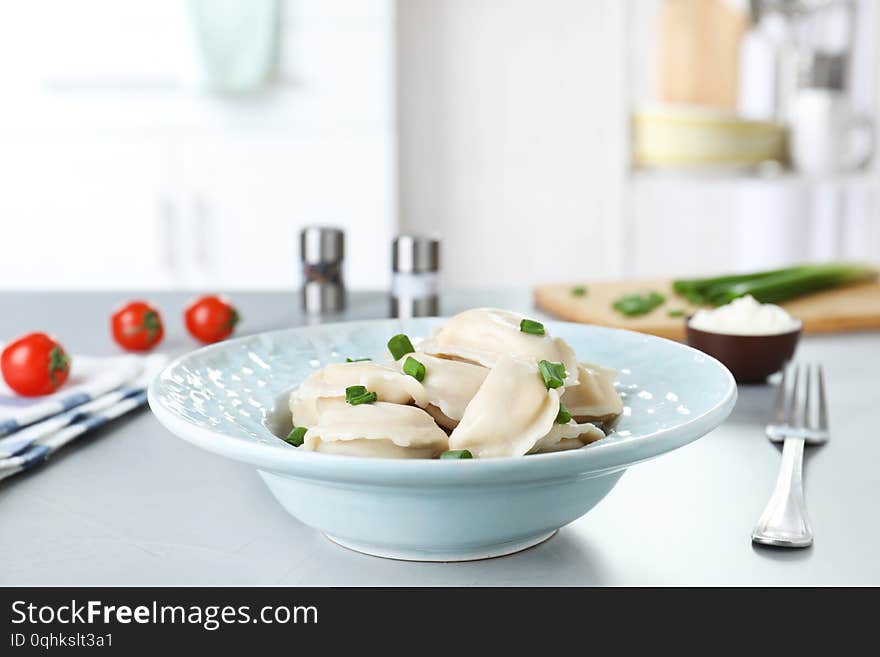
[300,226,345,315]
[391,235,440,318]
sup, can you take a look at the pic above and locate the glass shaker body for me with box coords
[390,235,440,318]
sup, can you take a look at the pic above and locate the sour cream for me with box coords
[688,295,801,336]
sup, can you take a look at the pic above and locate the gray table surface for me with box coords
[1,290,878,586]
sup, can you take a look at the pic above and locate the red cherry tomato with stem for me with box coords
[111,300,164,351]
[1,333,71,397]
[184,295,240,344]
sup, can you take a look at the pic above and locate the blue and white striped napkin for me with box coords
[0,353,167,481]
[0,348,144,437]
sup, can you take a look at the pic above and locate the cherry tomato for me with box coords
[111,300,164,351]
[184,295,240,344]
[1,333,71,397]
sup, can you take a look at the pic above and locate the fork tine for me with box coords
[771,364,788,424]
[817,364,829,431]
[786,363,800,427]
[804,363,814,429]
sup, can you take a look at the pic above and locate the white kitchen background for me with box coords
[0,0,878,291]
[0,0,394,290]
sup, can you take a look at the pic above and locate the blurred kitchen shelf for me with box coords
[629,167,880,189]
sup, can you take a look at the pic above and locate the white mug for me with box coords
[789,88,874,175]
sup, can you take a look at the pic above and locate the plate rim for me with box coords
[148,317,737,485]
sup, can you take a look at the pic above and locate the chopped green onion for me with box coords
[612,291,666,317]
[519,318,546,335]
[538,360,566,389]
[667,309,686,318]
[440,449,473,460]
[387,334,415,360]
[555,402,572,424]
[403,356,426,382]
[345,357,371,363]
[345,385,367,399]
[571,286,588,297]
[345,385,377,405]
[349,391,377,405]
[285,426,307,447]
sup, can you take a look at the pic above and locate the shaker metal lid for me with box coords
[392,235,440,273]
[300,226,344,264]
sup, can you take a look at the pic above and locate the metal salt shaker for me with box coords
[300,226,346,315]
[391,235,440,318]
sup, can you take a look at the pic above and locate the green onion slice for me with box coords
[345,385,377,405]
[612,291,666,317]
[387,334,416,360]
[440,450,473,460]
[403,356,426,382]
[519,319,546,336]
[345,357,371,363]
[285,426,307,447]
[345,385,367,400]
[538,360,566,389]
[555,402,572,424]
[571,286,588,297]
[348,391,377,406]
[667,309,686,318]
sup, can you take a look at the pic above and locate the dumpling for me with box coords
[561,362,623,422]
[529,420,605,454]
[301,399,449,458]
[420,308,579,386]
[289,361,428,426]
[395,352,488,430]
[449,356,605,458]
[448,356,562,458]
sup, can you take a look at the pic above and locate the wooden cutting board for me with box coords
[534,279,880,341]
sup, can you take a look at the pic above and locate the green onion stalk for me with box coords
[673,263,878,307]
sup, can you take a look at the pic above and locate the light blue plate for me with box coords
[148,318,736,561]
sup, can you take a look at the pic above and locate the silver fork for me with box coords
[751,363,829,548]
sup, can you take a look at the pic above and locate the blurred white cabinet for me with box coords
[0,141,176,289]
[624,173,880,278]
[0,133,394,291]
[175,135,394,290]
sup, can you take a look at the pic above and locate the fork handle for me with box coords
[751,437,813,548]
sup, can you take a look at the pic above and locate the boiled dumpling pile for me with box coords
[287,308,623,459]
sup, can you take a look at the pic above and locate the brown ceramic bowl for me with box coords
[685,320,802,384]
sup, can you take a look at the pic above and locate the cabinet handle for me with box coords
[158,198,178,276]
[194,196,211,271]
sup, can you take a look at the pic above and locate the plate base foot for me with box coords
[323,530,558,562]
